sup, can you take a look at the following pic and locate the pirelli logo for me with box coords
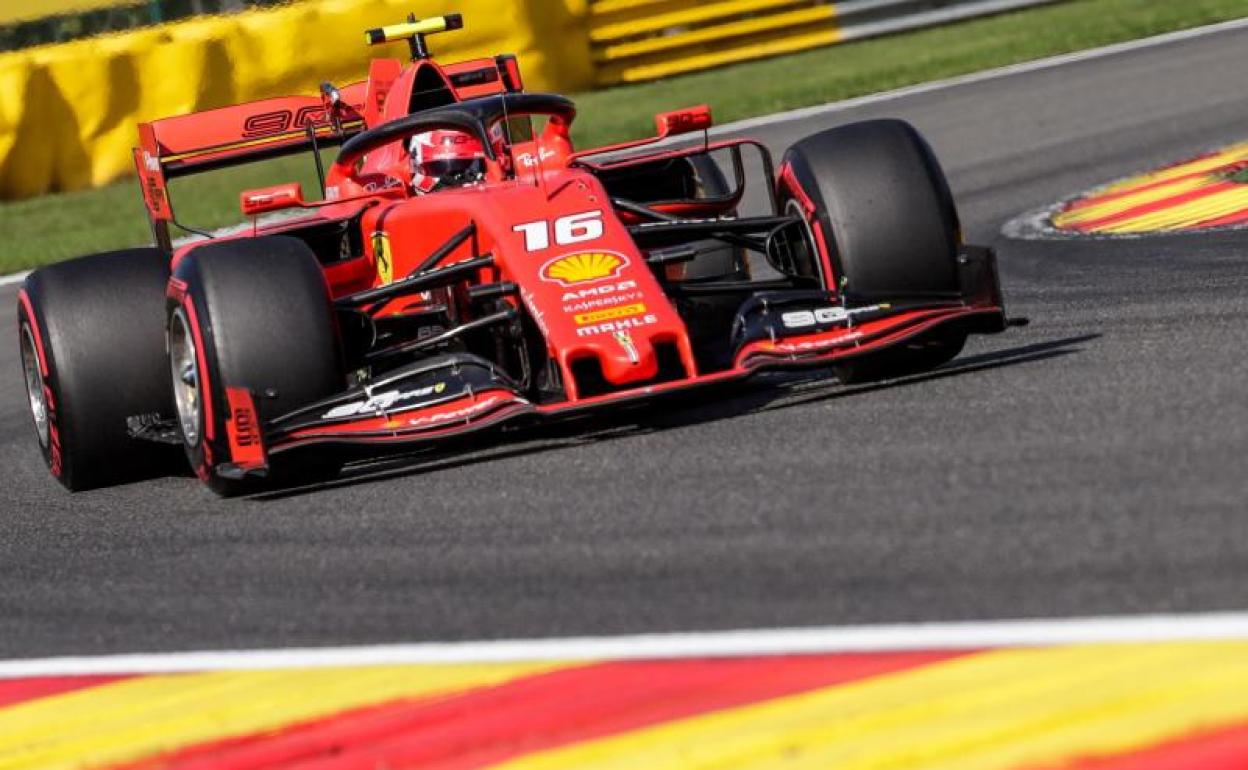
[574,303,646,326]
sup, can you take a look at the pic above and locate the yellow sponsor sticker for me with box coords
[574,303,646,325]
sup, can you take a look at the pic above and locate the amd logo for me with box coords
[560,280,638,302]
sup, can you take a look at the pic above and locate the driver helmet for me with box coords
[409,129,486,193]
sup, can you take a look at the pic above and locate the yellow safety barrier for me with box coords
[0,0,591,199]
[590,0,839,86]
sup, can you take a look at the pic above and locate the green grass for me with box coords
[3,0,1247,274]
[1232,167,1248,184]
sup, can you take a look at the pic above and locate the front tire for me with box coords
[779,118,961,301]
[779,118,967,380]
[169,236,342,496]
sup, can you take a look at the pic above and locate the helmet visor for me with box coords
[422,158,483,178]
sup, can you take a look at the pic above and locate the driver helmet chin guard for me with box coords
[409,129,487,193]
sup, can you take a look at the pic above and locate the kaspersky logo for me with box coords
[540,251,630,287]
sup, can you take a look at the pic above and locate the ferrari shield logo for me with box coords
[613,330,640,363]
[372,231,393,285]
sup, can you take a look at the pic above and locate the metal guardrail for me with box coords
[590,0,1066,85]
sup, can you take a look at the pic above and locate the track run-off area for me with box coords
[5,16,1248,770]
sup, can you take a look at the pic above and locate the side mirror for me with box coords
[655,105,713,138]
[240,183,305,217]
[321,81,343,116]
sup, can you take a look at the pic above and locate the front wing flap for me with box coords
[264,354,536,455]
[730,243,1006,368]
[731,297,1002,369]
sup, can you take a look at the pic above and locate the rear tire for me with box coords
[672,155,751,368]
[169,236,342,496]
[779,119,967,380]
[17,249,177,491]
[679,154,748,282]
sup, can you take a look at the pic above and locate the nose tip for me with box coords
[597,333,659,384]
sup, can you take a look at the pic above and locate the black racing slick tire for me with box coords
[778,118,961,301]
[679,154,748,282]
[779,119,967,381]
[672,155,751,369]
[17,248,178,491]
[168,236,341,496]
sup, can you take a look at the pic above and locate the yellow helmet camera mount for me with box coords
[365,13,464,61]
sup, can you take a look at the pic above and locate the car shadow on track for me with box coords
[251,333,1099,502]
[759,332,1101,414]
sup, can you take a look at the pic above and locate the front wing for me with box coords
[217,286,1006,478]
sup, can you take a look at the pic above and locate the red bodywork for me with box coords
[133,36,1007,473]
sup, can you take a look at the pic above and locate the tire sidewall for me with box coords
[773,178,831,288]
[17,289,69,484]
[167,273,227,491]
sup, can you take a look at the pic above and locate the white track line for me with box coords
[4,611,1248,677]
[0,271,29,288]
[709,15,1248,135]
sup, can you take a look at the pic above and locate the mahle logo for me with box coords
[540,251,629,286]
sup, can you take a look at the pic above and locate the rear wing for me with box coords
[444,54,524,100]
[140,90,369,178]
[134,90,367,249]
[133,51,524,250]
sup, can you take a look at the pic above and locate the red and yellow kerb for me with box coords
[1053,141,1248,234]
[6,644,1248,769]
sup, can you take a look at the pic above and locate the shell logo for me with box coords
[540,251,630,286]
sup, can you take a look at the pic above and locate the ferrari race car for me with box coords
[17,13,1011,495]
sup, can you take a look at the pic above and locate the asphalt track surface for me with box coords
[4,24,1248,659]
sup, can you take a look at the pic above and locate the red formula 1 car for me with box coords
[17,14,1011,495]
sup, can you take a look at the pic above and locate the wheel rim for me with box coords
[168,308,202,447]
[784,197,823,289]
[19,324,50,449]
